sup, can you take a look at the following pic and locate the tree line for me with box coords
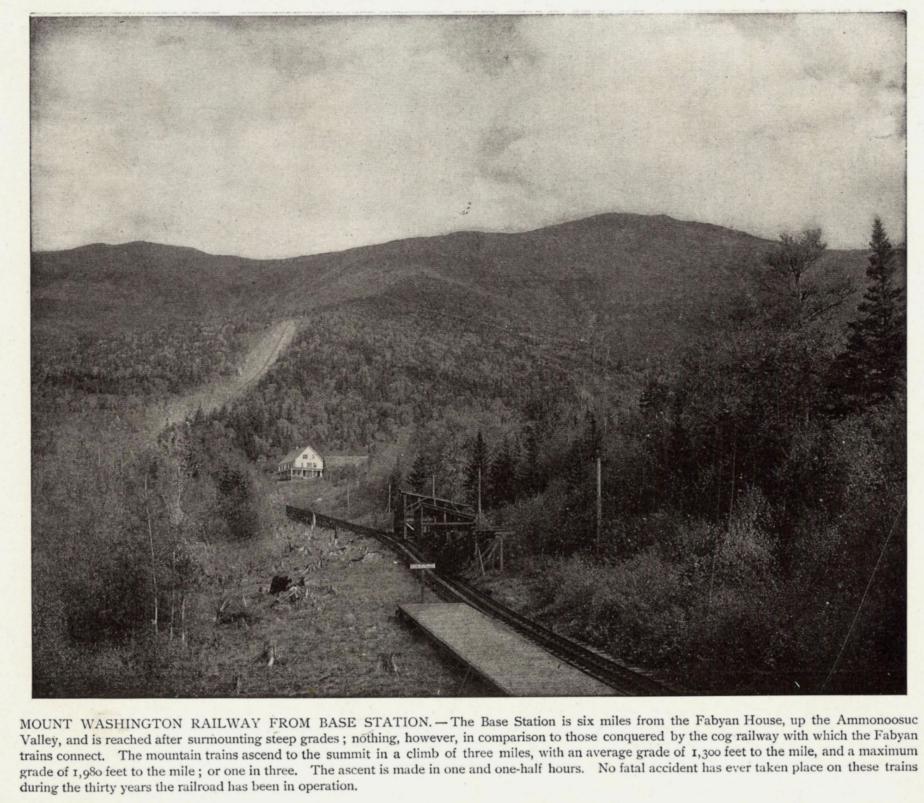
[30,213,905,695]
[382,219,905,693]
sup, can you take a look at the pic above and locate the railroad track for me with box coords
[286,505,677,696]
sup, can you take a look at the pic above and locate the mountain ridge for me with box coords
[32,211,868,360]
[34,212,777,261]
[38,210,882,261]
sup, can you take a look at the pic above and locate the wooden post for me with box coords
[346,484,350,517]
[169,547,176,641]
[431,474,436,500]
[595,453,602,550]
[402,493,407,540]
[143,475,159,636]
[409,563,435,603]
[727,429,737,529]
[180,594,187,645]
[414,504,423,545]
[387,481,391,514]
[477,466,482,519]
[499,534,504,573]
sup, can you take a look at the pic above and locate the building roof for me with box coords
[278,445,323,467]
[279,448,303,464]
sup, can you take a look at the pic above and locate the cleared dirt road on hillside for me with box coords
[151,319,297,432]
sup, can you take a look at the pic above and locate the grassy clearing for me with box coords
[35,484,494,698]
[183,516,494,698]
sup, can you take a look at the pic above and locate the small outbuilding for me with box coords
[277,446,324,480]
[323,455,369,469]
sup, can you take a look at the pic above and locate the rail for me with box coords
[285,505,677,696]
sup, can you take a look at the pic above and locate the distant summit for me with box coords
[33,212,866,357]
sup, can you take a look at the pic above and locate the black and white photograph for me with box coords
[30,12,906,699]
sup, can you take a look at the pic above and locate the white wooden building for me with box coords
[277,445,324,480]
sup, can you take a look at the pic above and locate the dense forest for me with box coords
[31,213,904,696]
[32,322,253,414]
[214,288,586,459]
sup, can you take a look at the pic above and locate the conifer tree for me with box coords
[406,452,428,493]
[488,437,518,507]
[386,458,403,510]
[829,217,905,412]
[464,431,489,509]
[518,424,542,497]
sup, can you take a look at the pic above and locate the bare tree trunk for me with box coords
[709,427,737,617]
[180,594,187,645]
[595,454,602,551]
[727,428,737,529]
[144,474,159,635]
[169,548,176,640]
[707,530,720,613]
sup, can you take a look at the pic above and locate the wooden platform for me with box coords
[398,602,613,696]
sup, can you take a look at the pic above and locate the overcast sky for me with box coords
[31,14,905,257]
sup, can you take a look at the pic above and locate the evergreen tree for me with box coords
[214,460,259,541]
[829,218,905,412]
[564,410,601,491]
[463,431,489,509]
[517,424,542,497]
[488,437,518,507]
[406,452,428,493]
[386,458,403,510]
[583,409,602,461]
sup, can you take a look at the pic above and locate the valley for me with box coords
[30,212,905,697]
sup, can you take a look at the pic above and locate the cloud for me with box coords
[475,125,531,188]
[30,14,905,256]
[443,16,541,77]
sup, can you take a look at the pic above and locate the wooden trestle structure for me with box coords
[394,490,508,575]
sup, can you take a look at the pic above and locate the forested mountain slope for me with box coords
[32,213,866,353]
[32,212,901,696]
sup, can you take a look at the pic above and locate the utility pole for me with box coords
[431,474,436,500]
[386,481,391,514]
[595,452,602,550]
[346,484,350,517]
[477,466,482,519]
